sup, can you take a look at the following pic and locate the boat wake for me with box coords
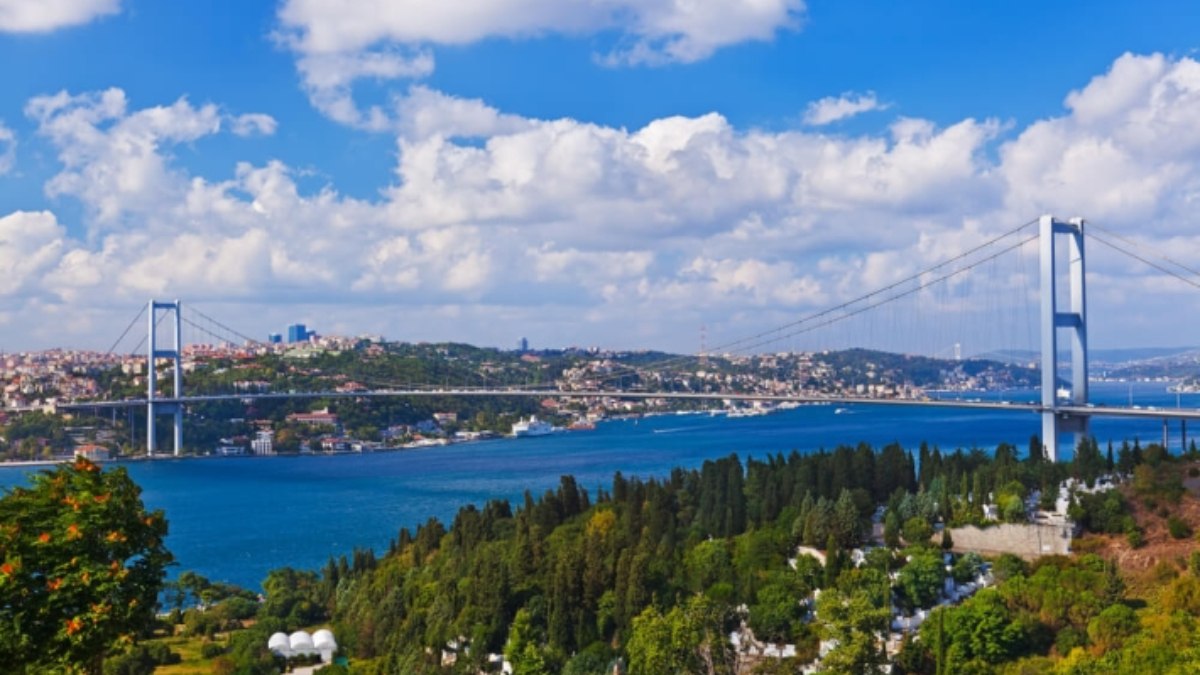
[652,426,705,435]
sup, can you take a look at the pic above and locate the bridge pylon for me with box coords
[1040,215,1089,461]
[147,299,183,457]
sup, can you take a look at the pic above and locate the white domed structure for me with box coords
[267,632,290,656]
[313,629,337,650]
[289,630,316,656]
[313,628,338,662]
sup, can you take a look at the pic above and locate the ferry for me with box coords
[512,415,555,437]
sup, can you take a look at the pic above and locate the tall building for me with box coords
[518,337,529,352]
[250,431,274,456]
[287,324,309,343]
[268,333,282,344]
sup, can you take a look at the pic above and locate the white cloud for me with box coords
[0,0,119,32]
[16,52,1200,352]
[230,113,278,137]
[278,0,802,59]
[803,91,888,126]
[1000,52,1200,231]
[25,88,276,227]
[276,0,804,128]
[0,211,68,297]
[395,86,534,140]
[295,49,435,130]
[0,121,13,174]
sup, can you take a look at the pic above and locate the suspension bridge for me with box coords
[57,215,1200,462]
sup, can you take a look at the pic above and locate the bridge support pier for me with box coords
[1040,215,1090,462]
[147,300,183,457]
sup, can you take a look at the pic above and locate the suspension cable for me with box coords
[129,310,169,356]
[731,233,1039,354]
[106,304,147,356]
[1088,223,1200,286]
[557,218,1041,390]
[188,305,264,346]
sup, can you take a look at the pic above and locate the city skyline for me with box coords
[1,2,1200,352]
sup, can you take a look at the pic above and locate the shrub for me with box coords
[1126,527,1145,549]
[1070,536,1104,554]
[200,642,225,659]
[1188,467,1199,478]
[1168,516,1192,540]
[1152,560,1180,584]
[1071,490,1132,535]
[992,554,1028,582]
[951,552,984,583]
[1055,626,1087,655]
[902,516,934,547]
[1162,575,1200,614]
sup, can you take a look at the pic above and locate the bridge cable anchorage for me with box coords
[566,218,1041,391]
[1087,228,1200,291]
[105,304,148,357]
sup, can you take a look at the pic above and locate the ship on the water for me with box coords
[512,415,555,437]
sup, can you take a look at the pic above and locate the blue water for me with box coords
[1,381,1195,591]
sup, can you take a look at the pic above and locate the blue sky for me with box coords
[1,0,1200,353]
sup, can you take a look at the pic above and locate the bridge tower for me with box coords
[1040,215,1089,461]
[146,300,183,457]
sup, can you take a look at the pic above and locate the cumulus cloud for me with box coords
[295,49,435,130]
[803,91,888,126]
[229,113,278,137]
[0,121,13,174]
[0,211,69,297]
[1000,52,1200,231]
[14,52,1200,352]
[395,86,534,140]
[24,88,277,228]
[0,0,119,33]
[275,0,804,128]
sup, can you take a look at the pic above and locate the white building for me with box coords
[250,430,274,456]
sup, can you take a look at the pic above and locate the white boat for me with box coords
[512,415,554,437]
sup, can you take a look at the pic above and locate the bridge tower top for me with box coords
[1040,215,1089,461]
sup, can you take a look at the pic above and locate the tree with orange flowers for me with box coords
[0,458,172,673]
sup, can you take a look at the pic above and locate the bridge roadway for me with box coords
[56,389,1200,421]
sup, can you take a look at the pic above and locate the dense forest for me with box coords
[140,433,1200,674]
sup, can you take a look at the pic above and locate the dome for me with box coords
[268,632,290,655]
[313,629,337,650]
[289,630,316,655]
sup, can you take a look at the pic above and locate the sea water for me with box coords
[1,381,1194,590]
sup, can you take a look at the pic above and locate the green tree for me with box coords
[0,459,173,674]
[506,608,552,675]
[929,588,1028,666]
[816,586,890,674]
[1087,603,1137,653]
[883,510,901,548]
[626,596,732,675]
[897,550,944,610]
[901,516,933,548]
